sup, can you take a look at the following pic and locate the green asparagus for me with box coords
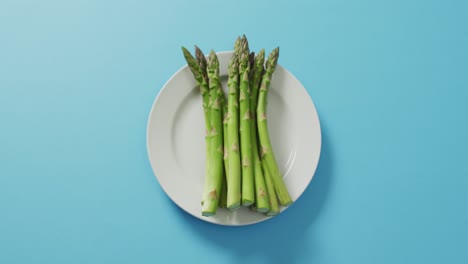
[182,47,211,206]
[262,159,279,216]
[239,37,255,206]
[226,52,241,209]
[196,46,228,209]
[250,49,269,213]
[219,172,228,208]
[257,47,293,206]
[185,36,294,217]
[201,50,224,216]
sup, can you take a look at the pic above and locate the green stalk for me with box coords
[257,47,293,206]
[262,159,279,216]
[220,94,228,208]
[219,172,227,208]
[249,49,269,212]
[249,52,255,74]
[239,37,254,206]
[202,50,224,216]
[196,46,228,208]
[182,47,211,206]
[226,53,241,209]
[194,47,211,206]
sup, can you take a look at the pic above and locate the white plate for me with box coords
[147,51,321,226]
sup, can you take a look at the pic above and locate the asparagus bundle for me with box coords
[181,35,292,217]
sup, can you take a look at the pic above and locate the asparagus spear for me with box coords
[219,173,228,208]
[226,53,241,209]
[262,159,279,216]
[181,47,211,206]
[257,47,293,206]
[249,49,269,213]
[239,37,255,206]
[196,46,228,208]
[202,50,224,216]
[220,98,228,208]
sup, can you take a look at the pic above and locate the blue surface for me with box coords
[1,0,467,263]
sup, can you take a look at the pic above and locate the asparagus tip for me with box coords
[244,36,250,52]
[194,45,208,78]
[181,46,191,56]
[194,45,205,59]
[257,48,265,60]
[234,36,242,54]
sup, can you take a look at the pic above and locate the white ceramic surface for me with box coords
[147,51,321,226]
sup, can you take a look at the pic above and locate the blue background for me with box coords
[1,0,467,263]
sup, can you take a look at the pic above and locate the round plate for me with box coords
[147,51,321,226]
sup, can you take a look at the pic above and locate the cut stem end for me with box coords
[227,203,241,210]
[241,200,254,206]
[256,207,270,213]
[202,211,216,217]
